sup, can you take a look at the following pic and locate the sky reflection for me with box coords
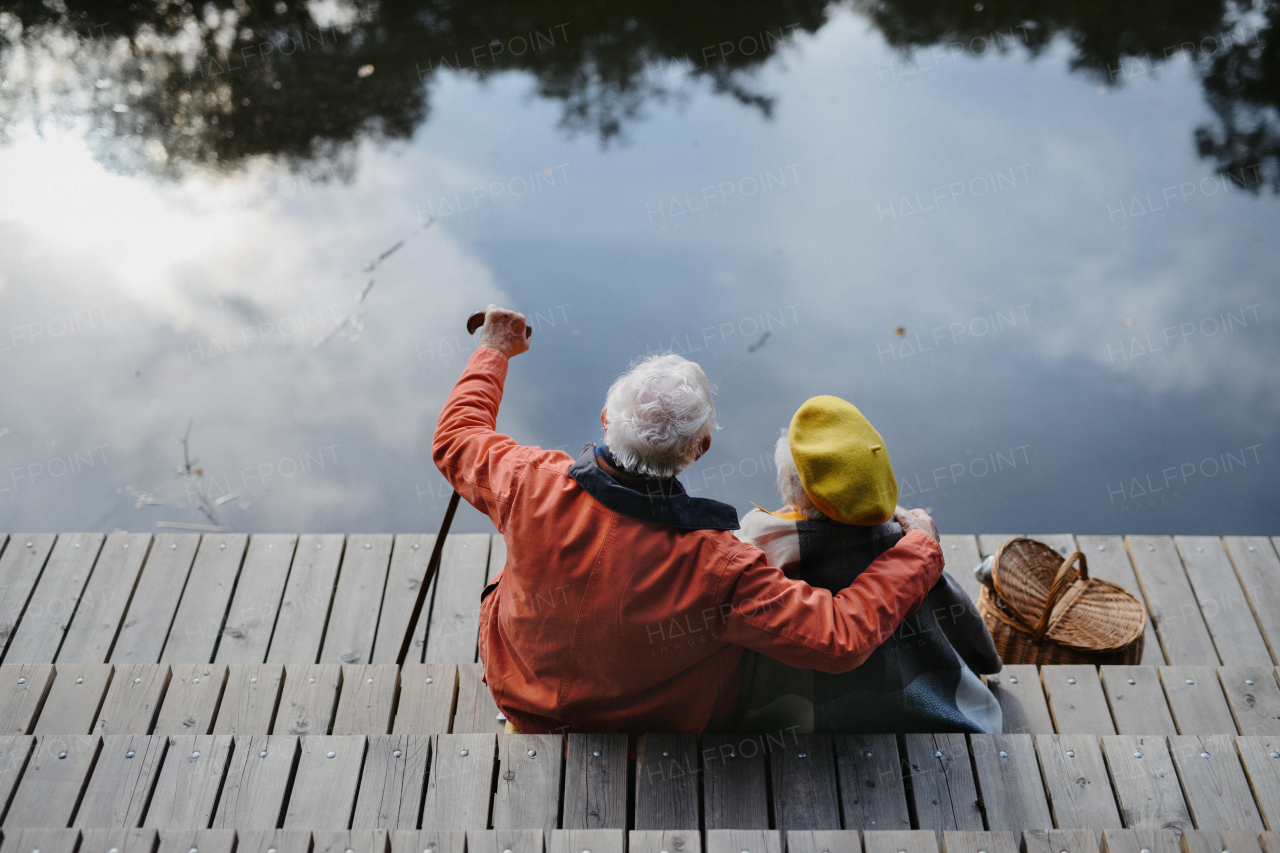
[0,1,1276,537]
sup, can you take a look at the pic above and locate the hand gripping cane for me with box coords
[395,311,532,666]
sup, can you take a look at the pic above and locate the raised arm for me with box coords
[431,306,531,529]
[718,528,946,673]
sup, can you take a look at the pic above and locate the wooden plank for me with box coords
[1168,734,1263,830]
[74,734,167,828]
[986,666,1055,735]
[313,830,390,853]
[1023,829,1101,853]
[266,533,345,664]
[1181,830,1264,853]
[161,535,247,664]
[5,534,106,663]
[939,832,1018,853]
[421,733,498,830]
[1030,535,1079,560]
[903,733,983,835]
[393,664,457,736]
[1099,736,1191,833]
[1161,668,1238,735]
[392,829,467,853]
[1101,667,1178,736]
[1175,537,1272,666]
[548,829,625,853]
[5,735,100,827]
[0,664,55,734]
[467,830,543,853]
[0,828,81,853]
[352,734,430,830]
[1078,536,1165,665]
[771,733,840,833]
[562,732,627,830]
[58,533,152,664]
[0,734,35,813]
[940,535,983,611]
[978,535,1023,558]
[833,733,911,832]
[452,664,505,735]
[333,664,398,735]
[96,664,169,736]
[492,734,564,831]
[702,734,769,830]
[1218,668,1280,736]
[143,735,234,829]
[969,733,1052,831]
[273,663,341,736]
[0,535,57,659]
[283,735,367,829]
[634,733,699,830]
[216,534,297,665]
[155,830,235,853]
[211,663,283,735]
[1128,537,1220,666]
[1043,666,1118,735]
[111,535,201,665]
[1223,537,1280,664]
[628,830,702,853]
[235,830,312,853]
[1099,828,1187,853]
[35,663,114,735]
[372,535,438,665]
[78,828,157,853]
[785,831,861,853]
[1034,734,1124,831]
[704,831,781,853]
[1236,736,1280,829]
[210,734,298,829]
[321,535,393,666]
[862,831,939,853]
[152,664,226,736]
[423,535,491,665]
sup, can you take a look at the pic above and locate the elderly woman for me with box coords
[432,305,948,734]
[733,396,1002,734]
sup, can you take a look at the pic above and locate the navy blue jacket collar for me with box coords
[568,445,740,531]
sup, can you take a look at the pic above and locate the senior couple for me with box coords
[432,305,1002,735]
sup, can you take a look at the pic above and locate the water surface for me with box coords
[1,0,1276,536]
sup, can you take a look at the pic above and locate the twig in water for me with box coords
[172,419,228,531]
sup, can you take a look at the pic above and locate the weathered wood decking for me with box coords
[0,532,1279,848]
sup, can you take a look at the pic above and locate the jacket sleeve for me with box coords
[717,530,947,673]
[431,346,529,532]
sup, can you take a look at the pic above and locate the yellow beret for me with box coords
[788,395,897,525]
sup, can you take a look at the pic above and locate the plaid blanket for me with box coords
[729,509,1003,734]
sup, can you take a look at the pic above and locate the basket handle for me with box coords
[1030,550,1089,642]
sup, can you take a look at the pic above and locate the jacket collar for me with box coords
[568,445,740,531]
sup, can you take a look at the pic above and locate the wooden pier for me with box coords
[1,531,1279,853]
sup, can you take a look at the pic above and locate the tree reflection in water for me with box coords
[0,0,1274,192]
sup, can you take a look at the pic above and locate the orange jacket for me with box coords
[433,347,946,734]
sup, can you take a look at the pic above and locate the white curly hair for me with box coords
[603,353,718,478]
[774,431,827,520]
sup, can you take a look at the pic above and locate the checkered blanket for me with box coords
[729,509,1003,734]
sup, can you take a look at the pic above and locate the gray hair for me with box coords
[604,353,718,478]
[775,432,827,520]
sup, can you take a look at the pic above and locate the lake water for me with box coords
[1,1,1276,538]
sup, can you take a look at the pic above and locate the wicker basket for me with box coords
[976,537,1147,666]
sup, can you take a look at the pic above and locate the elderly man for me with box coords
[432,305,947,734]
